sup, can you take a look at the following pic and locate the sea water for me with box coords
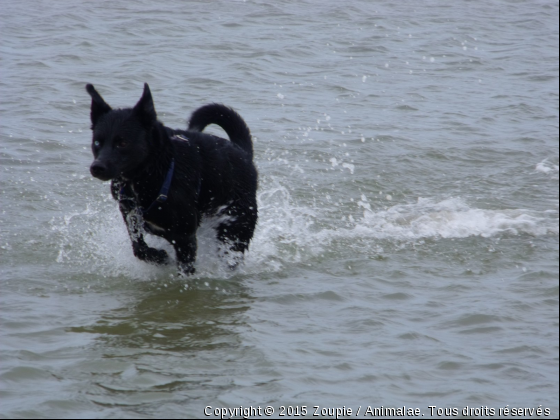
[1,0,558,417]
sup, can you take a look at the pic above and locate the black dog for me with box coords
[86,83,258,274]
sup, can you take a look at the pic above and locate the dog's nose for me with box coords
[90,161,109,180]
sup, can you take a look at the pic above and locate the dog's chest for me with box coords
[126,184,168,234]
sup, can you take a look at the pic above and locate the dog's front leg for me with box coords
[113,182,169,265]
[124,207,169,265]
[173,234,197,275]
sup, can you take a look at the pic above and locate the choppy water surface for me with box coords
[1,0,558,418]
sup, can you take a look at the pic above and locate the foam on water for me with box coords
[349,196,558,240]
[536,159,559,179]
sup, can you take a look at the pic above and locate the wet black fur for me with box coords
[86,83,258,274]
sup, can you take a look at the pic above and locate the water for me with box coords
[1,0,558,417]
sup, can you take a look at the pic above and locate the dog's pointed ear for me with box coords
[86,84,112,128]
[133,83,157,127]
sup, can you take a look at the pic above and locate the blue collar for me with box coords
[119,158,175,216]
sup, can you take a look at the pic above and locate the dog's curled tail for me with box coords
[188,104,253,158]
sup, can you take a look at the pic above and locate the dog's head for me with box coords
[86,83,157,181]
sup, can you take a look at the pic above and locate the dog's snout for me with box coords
[90,161,110,180]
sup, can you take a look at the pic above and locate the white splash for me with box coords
[349,197,557,240]
[51,185,557,281]
[536,159,559,178]
[342,163,355,174]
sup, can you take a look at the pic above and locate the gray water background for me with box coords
[1,0,559,418]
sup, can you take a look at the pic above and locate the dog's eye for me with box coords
[93,140,100,148]
[116,139,128,149]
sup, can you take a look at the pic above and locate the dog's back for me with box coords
[169,109,258,219]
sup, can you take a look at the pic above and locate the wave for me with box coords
[348,196,557,240]
[51,182,558,280]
